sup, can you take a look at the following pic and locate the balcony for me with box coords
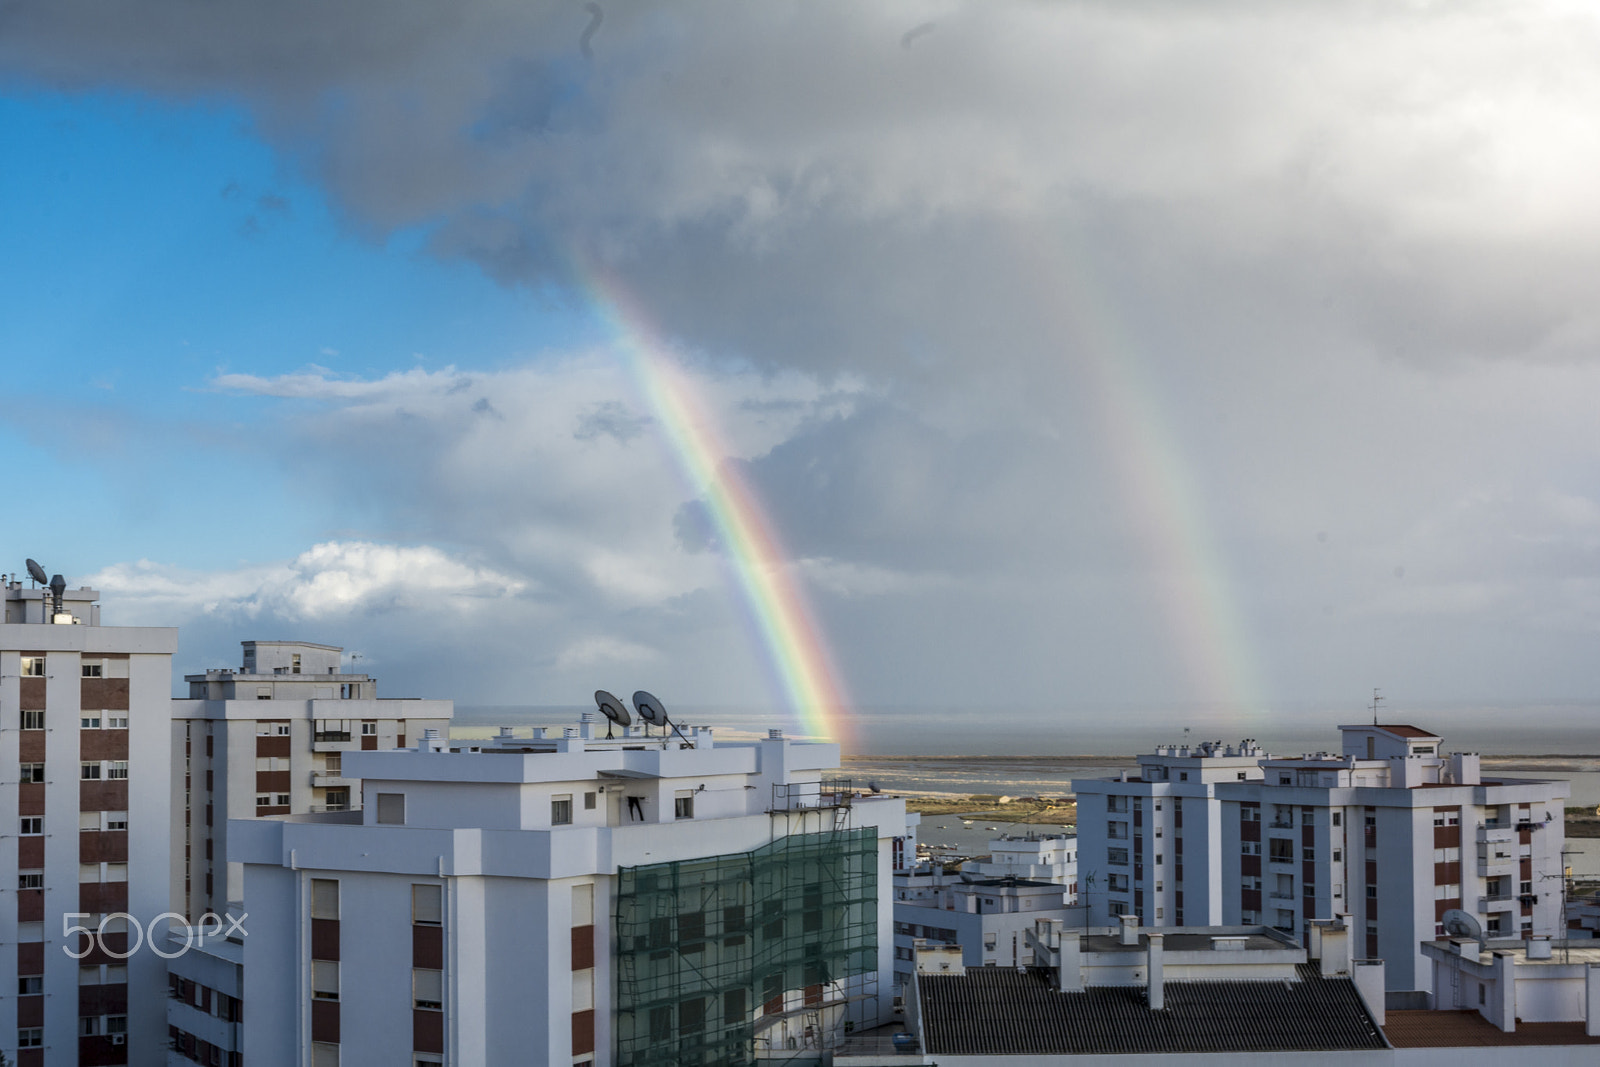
[1270,819,1294,830]
[1514,821,1541,833]
[1268,891,1296,902]
[1477,826,1514,844]
[311,771,351,788]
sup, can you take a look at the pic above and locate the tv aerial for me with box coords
[594,690,631,739]
[633,690,689,745]
[1441,908,1485,949]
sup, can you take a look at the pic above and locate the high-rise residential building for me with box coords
[1073,739,1270,928]
[1075,724,1571,995]
[168,716,903,1067]
[171,640,452,920]
[1217,724,1569,993]
[1,574,177,1067]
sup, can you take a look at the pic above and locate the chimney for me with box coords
[1058,932,1082,992]
[1120,913,1140,947]
[1147,932,1165,1010]
[1311,915,1352,977]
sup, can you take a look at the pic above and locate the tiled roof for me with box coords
[1375,725,1441,738]
[919,964,1388,1056]
[1385,1010,1600,1047]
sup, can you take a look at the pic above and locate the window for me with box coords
[21,656,44,676]
[275,793,291,806]
[108,761,129,780]
[20,817,42,835]
[324,753,342,774]
[108,715,128,729]
[311,878,340,920]
[552,795,573,825]
[675,792,695,819]
[1179,771,1188,781]
[81,762,102,780]
[256,795,271,807]
[17,871,43,889]
[80,660,102,677]
[22,710,44,730]
[1332,849,1342,863]
[1108,848,1129,866]
[292,653,302,674]
[277,724,291,735]
[81,714,102,729]
[311,1041,340,1067]
[256,687,272,700]
[18,1028,42,1048]
[414,968,443,1010]
[1302,810,1315,825]
[1268,838,1295,862]
[361,721,378,736]
[106,863,127,882]
[106,1015,126,1035]
[106,811,128,831]
[80,1015,101,1036]
[1303,847,1316,861]
[1237,771,1247,780]
[18,976,42,995]
[1107,821,1129,839]
[311,960,339,1000]
[376,793,406,825]
[413,884,443,925]
[21,762,43,783]
[573,883,594,926]
[1366,885,1377,898]
[1332,812,1342,826]
[584,791,597,810]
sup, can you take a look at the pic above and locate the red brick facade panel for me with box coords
[18,783,44,816]
[256,735,292,758]
[311,999,340,1044]
[571,925,594,970]
[18,677,46,710]
[80,831,129,863]
[571,1010,595,1056]
[80,781,128,811]
[414,925,443,970]
[414,1009,444,1053]
[80,731,129,761]
[80,678,130,711]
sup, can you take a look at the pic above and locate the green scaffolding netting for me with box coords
[614,826,878,1067]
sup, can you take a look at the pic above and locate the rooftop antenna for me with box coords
[25,559,48,587]
[632,691,689,746]
[1370,688,1383,726]
[594,690,631,740]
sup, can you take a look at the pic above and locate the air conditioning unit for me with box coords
[111,1034,126,1045]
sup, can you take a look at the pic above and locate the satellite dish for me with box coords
[632,691,668,727]
[594,690,630,738]
[869,781,881,794]
[25,559,47,585]
[632,691,690,744]
[1441,908,1484,946]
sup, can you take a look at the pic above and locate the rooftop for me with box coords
[1385,1010,1600,1048]
[918,963,1388,1056]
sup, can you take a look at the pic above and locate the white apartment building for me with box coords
[0,574,178,1067]
[1073,739,1270,928]
[961,832,1078,888]
[1075,724,1570,996]
[171,640,451,919]
[170,717,903,1067]
[1215,723,1569,993]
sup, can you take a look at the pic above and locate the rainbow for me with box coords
[1029,232,1266,716]
[577,260,853,745]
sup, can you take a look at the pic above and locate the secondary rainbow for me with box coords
[578,260,853,744]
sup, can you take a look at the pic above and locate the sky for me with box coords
[1,2,1597,740]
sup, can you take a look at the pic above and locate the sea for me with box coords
[452,701,1600,876]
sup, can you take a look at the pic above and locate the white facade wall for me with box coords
[228,732,902,1066]
[0,582,177,1067]
[172,640,452,919]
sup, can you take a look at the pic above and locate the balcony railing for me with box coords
[313,732,351,743]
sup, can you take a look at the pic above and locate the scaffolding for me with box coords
[614,826,879,1067]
